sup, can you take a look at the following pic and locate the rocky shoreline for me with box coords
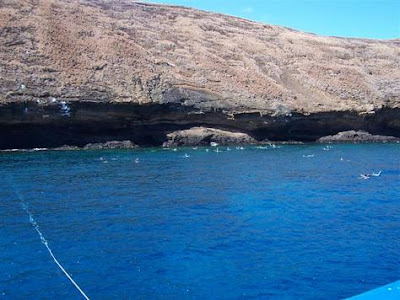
[0,140,138,152]
[1,129,398,153]
[1,1,399,149]
[0,100,399,150]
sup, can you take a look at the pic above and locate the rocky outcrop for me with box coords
[163,127,257,147]
[54,145,80,151]
[83,140,137,150]
[318,130,399,143]
[0,0,399,149]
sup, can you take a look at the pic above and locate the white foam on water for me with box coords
[14,187,90,299]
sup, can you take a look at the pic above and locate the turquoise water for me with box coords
[0,144,399,299]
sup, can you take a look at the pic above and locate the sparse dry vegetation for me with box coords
[0,0,399,114]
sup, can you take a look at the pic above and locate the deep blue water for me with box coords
[0,144,399,299]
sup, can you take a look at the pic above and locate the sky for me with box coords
[146,0,399,39]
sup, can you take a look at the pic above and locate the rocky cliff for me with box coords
[0,0,399,148]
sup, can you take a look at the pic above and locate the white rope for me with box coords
[15,189,90,300]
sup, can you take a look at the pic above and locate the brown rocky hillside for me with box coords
[0,0,399,148]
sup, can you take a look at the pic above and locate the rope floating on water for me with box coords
[14,187,90,300]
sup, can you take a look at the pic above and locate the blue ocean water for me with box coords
[0,144,399,299]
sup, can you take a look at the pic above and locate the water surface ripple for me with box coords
[0,144,399,299]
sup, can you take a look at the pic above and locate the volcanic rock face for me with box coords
[0,0,399,148]
[318,131,399,143]
[163,127,257,147]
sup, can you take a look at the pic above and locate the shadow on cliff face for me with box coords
[0,102,399,149]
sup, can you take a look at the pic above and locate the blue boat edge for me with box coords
[347,280,400,299]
